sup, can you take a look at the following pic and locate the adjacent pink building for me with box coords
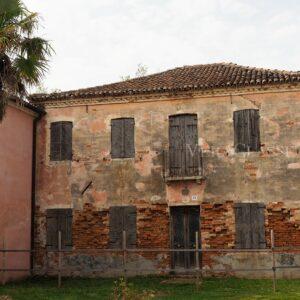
[0,101,41,282]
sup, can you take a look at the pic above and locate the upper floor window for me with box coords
[233,109,260,152]
[234,203,266,249]
[111,118,135,158]
[50,121,73,161]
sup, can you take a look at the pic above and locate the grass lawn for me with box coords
[1,276,300,299]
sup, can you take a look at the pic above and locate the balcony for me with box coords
[163,146,204,183]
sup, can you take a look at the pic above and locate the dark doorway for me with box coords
[169,114,199,177]
[170,206,201,270]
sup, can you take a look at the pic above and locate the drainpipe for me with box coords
[30,108,45,274]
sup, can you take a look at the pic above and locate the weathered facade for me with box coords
[30,63,300,278]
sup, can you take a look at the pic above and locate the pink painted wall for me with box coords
[0,104,35,282]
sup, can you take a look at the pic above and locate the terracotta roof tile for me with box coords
[30,63,300,102]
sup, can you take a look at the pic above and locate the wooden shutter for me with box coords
[50,122,62,161]
[124,206,137,248]
[169,116,183,176]
[171,206,185,268]
[235,203,265,249]
[124,118,135,158]
[50,122,73,161]
[46,209,73,250]
[234,109,260,152]
[184,115,198,176]
[111,118,135,158]
[169,114,198,176]
[46,210,59,250]
[59,209,73,249]
[109,206,137,248]
[251,203,266,248]
[109,206,123,248]
[187,206,200,267]
[111,119,124,158]
[61,122,73,160]
[249,110,260,151]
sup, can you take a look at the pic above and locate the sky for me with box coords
[25,0,300,92]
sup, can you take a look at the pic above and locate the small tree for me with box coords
[120,63,148,81]
[0,0,53,121]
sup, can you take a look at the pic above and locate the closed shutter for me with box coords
[169,114,198,176]
[124,119,135,158]
[109,206,123,248]
[234,109,260,152]
[59,209,73,249]
[184,115,198,176]
[46,209,73,249]
[235,203,265,249]
[61,122,73,160]
[46,210,59,250]
[124,206,137,248]
[109,206,137,248]
[252,203,266,248]
[111,119,124,158]
[169,116,183,176]
[249,110,260,151]
[50,121,73,161]
[111,118,135,158]
[50,123,61,161]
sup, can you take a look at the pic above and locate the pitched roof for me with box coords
[30,63,300,102]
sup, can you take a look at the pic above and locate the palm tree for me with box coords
[0,0,53,120]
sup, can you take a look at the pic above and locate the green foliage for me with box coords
[0,0,53,120]
[112,277,156,300]
[1,276,300,299]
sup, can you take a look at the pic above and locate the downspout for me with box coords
[30,109,45,274]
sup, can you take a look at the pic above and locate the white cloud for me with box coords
[25,0,300,91]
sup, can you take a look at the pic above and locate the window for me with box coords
[50,121,73,161]
[234,203,266,249]
[111,118,135,158]
[233,109,260,152]
[109,206,137,248]
[46,209,72,250]
[169,114,199,177]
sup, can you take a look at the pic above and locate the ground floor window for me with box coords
[234,203,266,249]
[46,209,72,250]
[109,206,137,248]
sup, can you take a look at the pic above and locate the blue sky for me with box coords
[25,0,300,91]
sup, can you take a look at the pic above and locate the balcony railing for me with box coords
[163,146,204,182]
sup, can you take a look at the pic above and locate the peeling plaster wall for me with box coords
[34,88,300,277]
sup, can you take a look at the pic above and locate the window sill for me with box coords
[164,175,204,183]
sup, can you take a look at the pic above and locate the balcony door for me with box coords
[169,114,198,177]
[170,206,201,270]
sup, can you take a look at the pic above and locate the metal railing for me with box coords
[1,230,300,291]
[163,146,203,181]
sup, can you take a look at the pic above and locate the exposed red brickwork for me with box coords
[201,201,235,267]
[266,202,300,248]
[73,203,109,249]
[137,204,170,268]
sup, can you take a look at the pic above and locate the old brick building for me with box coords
[30,63,300,277]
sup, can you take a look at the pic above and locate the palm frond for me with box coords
[21,37,53,59]
[0,0,53,120]
[14,54,49,85]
